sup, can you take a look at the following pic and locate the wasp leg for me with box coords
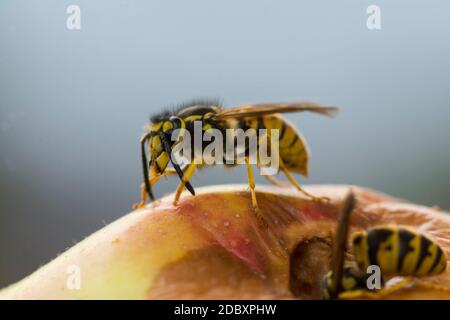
[264,132,327,200]
[258,133,288,188]
[173,162,197,206]
[164,163,189,176]
[162,167,181,181]
[336,289,369,299]
[133,183,148,209]
[245,157,268,228]
[164,168,178,175]
[338,278,414,299]
[262,174,291,188]
[278,159,329,202]
[133,175,161,209]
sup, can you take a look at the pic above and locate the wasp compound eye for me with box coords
[169,116,184,130]
[162,120,174,133]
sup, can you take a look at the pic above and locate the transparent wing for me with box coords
[217,102,339,119]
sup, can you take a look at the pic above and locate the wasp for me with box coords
[322,191,448,299]
[133,100,338,221]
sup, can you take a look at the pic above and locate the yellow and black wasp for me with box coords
[133,100,338,221]
[322,191,448,299]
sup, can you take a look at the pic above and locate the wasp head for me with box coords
[141,116,187,201]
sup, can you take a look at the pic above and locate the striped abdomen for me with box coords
[352,226,447,277]
[231,114,309,176]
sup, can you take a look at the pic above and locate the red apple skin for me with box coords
[0,185,449,300]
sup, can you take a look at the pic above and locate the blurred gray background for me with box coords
[1,0,449,287]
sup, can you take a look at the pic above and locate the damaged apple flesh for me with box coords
[0,185,449,300]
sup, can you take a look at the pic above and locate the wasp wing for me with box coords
[217,102,339,119]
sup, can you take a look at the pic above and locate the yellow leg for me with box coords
[263,174,290,188]
[173,163,197,205]
[338,277,450,300]
[133,175,161,209]
[133,183,148,209]
[163,168,179,181]
[245,157,267,228]
[259,133,288,188]
[164,168,178,175]
[263,132,327,201]
[164,165,190,176]
[338,278,414,299]
[279,159,329,202]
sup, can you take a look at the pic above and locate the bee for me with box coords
[133,100,338,222]
[322,191,448,299]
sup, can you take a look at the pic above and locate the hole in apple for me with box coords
[289,238,332,299]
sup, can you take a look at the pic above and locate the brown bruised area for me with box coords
[1,185,449,300]
[148,245,291,299]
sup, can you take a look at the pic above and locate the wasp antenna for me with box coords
[330,189,356,299]
[159,132,196,196]
[141,133,155,202]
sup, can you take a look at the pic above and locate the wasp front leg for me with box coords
[133,183,149,209]
[133,174,161,209]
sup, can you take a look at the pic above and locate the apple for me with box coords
[1,185,448,299]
